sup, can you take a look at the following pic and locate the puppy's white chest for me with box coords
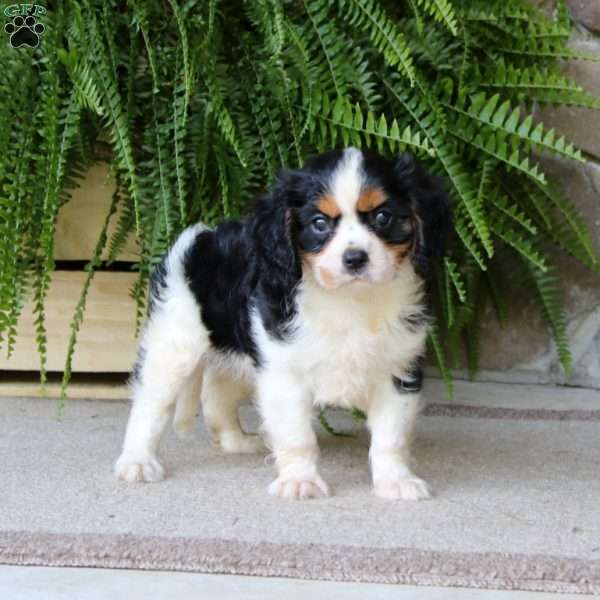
[299,318,389,408]
[252,274,427,409]
[293,286,423,409]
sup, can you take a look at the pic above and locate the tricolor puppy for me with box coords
[115,147,450,500]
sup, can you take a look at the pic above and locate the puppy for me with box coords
[115,147,450,500]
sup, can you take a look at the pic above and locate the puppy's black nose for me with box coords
[343,248,369,272]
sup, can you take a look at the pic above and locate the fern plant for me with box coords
[1,0,598,398]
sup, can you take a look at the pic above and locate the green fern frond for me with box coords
[337,0,416,83]
[514,177,600,272]
[2,0,599,396]
[445,258,467,303]
[525,261,572,375]
[308,91,433,156]
[173,54,189,225]
[489,189,538,235]
[490,218,547,271]
[86,4,141,234]
[478,62,600,109]
[447,93,584,164]
[167,0,193,116]
[303,0,350,98]
[485,261,509,325]
[58,50,104,116]
[413,0,459,36]
[318,410,353,437]
[60,182,119,408]
[449,125,546,183]
[205,64,248,168]
[428,324,453,396]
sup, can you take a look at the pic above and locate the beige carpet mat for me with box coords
[1,382,599,594]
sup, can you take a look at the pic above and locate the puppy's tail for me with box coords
[173,365,203,438]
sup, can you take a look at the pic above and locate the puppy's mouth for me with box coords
[316,266,380,290]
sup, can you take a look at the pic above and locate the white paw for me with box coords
[114,452,165,483]
[268,474,330,500]
[219,431,264,454]
[374,476,431,501]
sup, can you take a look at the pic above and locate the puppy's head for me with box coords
[256,147,451,290]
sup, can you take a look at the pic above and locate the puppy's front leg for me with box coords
[368,376,430,501]
[257,370,329,499]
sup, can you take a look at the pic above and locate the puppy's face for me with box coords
[288,148,448,289]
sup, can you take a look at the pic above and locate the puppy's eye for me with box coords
[311,215,331,234]
[373,209,393,229]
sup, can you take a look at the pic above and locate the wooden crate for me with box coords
[0,271,138,373]
[1,164,141,397]
[54,163,140,262]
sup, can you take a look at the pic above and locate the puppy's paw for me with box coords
[374,476,431,501]
[114,452,165,483]
[219,431,264,454]
[268,474,330,500]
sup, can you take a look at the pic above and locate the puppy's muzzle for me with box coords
[342,248,369,273]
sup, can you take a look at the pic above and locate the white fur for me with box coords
[329,147,363,214]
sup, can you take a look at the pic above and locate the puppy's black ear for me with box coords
[395,153,452,278]
[254,169,303,287]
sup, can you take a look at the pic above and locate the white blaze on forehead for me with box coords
[329,147,364,215]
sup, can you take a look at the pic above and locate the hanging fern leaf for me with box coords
[413,0,459,36]
[60,183,120,410]
[478,61,600,109]
[1,0,599,394]
[490,218,548,271]
[524,261,573,375]
[428,324,453,397]
[85,4,141,234]
[447,92,584,164]
[445,258,467,303]
[308,90,433,156]
[337,0,416,83]
[514,176,600,272]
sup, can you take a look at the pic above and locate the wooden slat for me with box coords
[0,271,139,373]
[0,379,129,400]
[54,163,140,262]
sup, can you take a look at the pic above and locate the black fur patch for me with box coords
[402,311,430,333]
[148,256,168,314]
[392,357,424,394]
[184,225,261,362]
[130,346,146,383]
[393,153,452,279]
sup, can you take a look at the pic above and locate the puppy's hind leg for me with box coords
[202,367,263,454]
[115,223,210,483]
[114,328,207,483]
[173,364,203,438]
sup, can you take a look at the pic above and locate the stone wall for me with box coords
[453,1,600,389]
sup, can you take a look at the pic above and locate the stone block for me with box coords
[567,0,600,32]
[536,38,600,161]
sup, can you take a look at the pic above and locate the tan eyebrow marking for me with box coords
[316,193,342,218]
[356,187,387,212]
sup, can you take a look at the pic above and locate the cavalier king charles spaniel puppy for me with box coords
[115,147,450,500]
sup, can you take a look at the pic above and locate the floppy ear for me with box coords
[253,169,303,289]
[395,153,452,278]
